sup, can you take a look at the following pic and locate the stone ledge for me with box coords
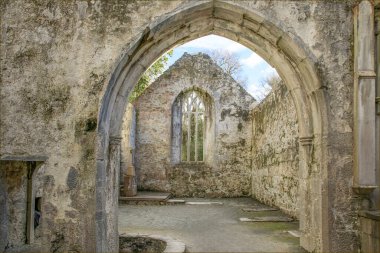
[0,155,48,162]
[359,210,380,221]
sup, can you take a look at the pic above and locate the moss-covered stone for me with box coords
[251,82,299,218]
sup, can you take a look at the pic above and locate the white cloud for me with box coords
[178,35,246,53]
[240,53,265,68]
[246,82,272,101]
[260,66,278,76]
[173,33,279,102]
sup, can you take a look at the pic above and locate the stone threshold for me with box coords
[119,191,171,204]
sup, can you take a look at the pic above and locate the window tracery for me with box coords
[181,91,205,162]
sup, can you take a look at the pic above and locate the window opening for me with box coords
[34,197,41,229]
[181,91,205,162]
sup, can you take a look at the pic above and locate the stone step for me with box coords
[185,201,223,205]
[239,216,293,222]
[242,207,278,212]
[119,191,171,205]
[167,199,186,204]
[287,230,301,237]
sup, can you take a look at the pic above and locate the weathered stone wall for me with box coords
[133,53,255,197]
[251,82,299,218]
[0,0,363,252]
[0,162,28,250]
[359,211,380,253]
[0,1,184,251]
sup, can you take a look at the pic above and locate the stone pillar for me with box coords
[353,0,378,207]
[106,136,121,252]
[129,107,136,171]
[375,3,380,210]
[298,136,323,252]
[120,104,136,188]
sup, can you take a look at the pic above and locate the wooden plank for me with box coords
[26,162,37,244]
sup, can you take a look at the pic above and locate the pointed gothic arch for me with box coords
[96,1,330,252]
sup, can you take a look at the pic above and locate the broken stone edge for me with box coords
[119,233,186,253]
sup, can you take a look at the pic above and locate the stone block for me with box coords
[360,215,380,238]
[214,7,243,24]
[243,16,262,32]
[257,21,284,45]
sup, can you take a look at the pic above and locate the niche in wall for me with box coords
[0,156,46,251]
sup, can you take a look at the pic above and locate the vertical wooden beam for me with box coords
[26,161,36,244]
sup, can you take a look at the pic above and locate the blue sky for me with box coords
[165,35,278,101]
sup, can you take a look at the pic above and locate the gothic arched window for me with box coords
[181,91,205,162]
[171,88,214,165]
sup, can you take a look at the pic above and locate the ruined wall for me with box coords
[251,82,299,218]
[133,53,255,197]
[0,161,46,251]
[0,1,184,251]
[0,0,360,252]
[0,162,28,250]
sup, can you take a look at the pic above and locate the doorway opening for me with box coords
[117,35,301,252]
[96,2,327,252]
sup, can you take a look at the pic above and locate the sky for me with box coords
[165,35,279,101]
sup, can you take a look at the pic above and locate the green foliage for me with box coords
[129,50,173,102]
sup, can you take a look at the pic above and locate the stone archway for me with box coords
[96,1,329,252]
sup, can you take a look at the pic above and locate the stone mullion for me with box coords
[195,105,199,162]
[203,113,207,162]
[187,110,191,162]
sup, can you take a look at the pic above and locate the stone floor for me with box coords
[118,197,306,252]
